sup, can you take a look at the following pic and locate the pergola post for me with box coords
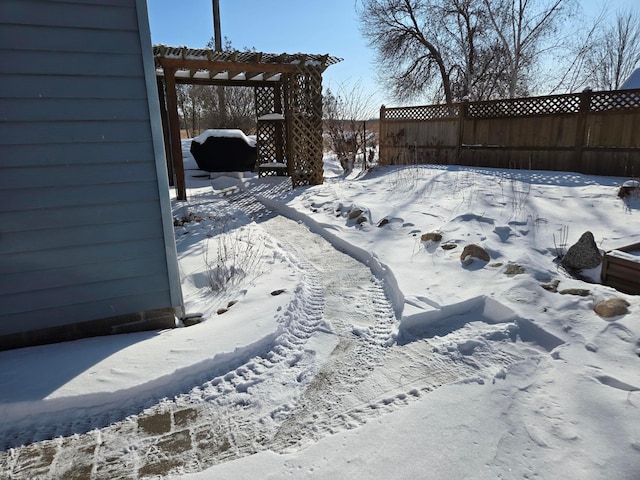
[274,84,284,163]
[156,76,174,186]
[163,68,187,201]
[287,65,325,187]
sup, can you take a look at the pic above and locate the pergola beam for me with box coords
[173,77,280,87]
[155,57,298,75]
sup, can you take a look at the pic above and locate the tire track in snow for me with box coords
[0,185,535,478]
[239,194,531,451]
[81,206,399,476]
[255,215,398,451]
[158,201,400,459]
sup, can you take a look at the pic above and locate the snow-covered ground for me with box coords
[1,142,639,479]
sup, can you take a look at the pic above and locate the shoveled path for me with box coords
[0,189,402,479]
[1,182,511,479]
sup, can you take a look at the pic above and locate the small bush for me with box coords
[618,180,640,199]
[203,227,266,293]
[553,225,569,260]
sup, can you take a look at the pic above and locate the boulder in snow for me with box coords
[421,232,443,242]
[594,297,630,318]
[560,231,602,271]
[348,208,364,220]
[504,263,525,275]
[460,244,490,265]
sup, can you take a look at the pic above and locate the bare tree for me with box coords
[209,86,256,133]
[442,0,509,100]
[170,38,257,135]
[175,82,256,137]
[482,0,577,98]
[583,9,640,91]
[176,84,192,137]
[543,7,604,94]
[358,0,494,104]
[177,84,209,137]
[358,0,576,103]
[323,82,377,174]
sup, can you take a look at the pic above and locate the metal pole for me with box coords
[212,0,227,126]
[212,0,222,50]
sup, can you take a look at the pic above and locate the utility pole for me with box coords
[212,0,222,50]
[212,0,227,126]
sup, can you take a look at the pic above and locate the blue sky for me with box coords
[147,0,385,110]
[147,0,637,110]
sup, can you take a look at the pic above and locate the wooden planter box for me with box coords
[601,242,640,295]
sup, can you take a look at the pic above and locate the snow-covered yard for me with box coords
[1,142,639,479]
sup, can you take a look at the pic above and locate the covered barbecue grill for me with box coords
[190,129,257,172]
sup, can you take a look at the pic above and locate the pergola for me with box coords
[153,45,342,200]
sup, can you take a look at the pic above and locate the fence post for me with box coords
[457,99,468,164]
[362,120,367,170]
[574,89,591,170]
[379,105,386,165]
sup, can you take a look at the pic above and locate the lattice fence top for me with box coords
[383,89,640,120]
[468,94,580,118]
[383,104,460,120]
[590,90,640,111]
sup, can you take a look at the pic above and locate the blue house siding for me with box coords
[0,0,183,345]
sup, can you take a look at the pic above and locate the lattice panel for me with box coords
[383,104,459,120]
[468,94,580,118]
[255,84,289,176]
[255,86,277,117]
[256,119,287,170]
[287,67,324,187]
[590,90,640,112]
[257,121,277,162]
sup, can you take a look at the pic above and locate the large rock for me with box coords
[594,297,630,318]
[460,244,490,265]
[560,231,602,271]
[348,208,364,220]
[504,263,525,275]
[421,232,443,242]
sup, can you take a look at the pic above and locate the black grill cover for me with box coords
[190,131,257,172]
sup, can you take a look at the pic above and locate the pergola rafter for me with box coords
[153,45,341,200]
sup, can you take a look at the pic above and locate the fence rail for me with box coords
[379,89,640,177]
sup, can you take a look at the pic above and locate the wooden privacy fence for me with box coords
[379,89,640,177]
